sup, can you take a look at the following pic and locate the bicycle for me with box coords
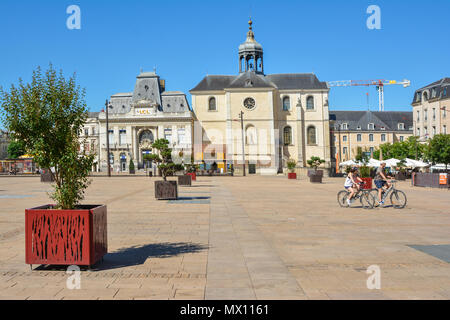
[370,180,407,209]
[337,183,376,209]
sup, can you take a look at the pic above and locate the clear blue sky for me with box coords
[0,0,449,118]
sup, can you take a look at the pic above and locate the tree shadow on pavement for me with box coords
[33,242,208,272]
[93,242,208,271]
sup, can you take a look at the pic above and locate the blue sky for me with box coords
[0,0,449,117]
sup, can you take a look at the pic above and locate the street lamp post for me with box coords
[239,111,246,176]
[105,100,111,177]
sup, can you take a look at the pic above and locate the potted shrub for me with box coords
[185,160,198,181]
[0,65,107,269]
[287,159,297,179]
[307,156,325,183]
[359,165,373,189]
[129,159,135,174]
[148,139,183,199]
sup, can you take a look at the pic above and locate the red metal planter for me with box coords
[288,172,297,180]
[25,205,107,267]
[186,172,196,181]
[361,177,373,190]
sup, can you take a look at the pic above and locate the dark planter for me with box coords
[25,204,107,268]
[288,172,297,180]
[40,169,54,183]
[186,172,196,181]
[148,171,153,177]
[395,172,406,181]
[178,175,192,186]
[129,169,135,174]
[309,173,323,183]
[360,177,373,190]
[155,180,178,200]
[308,169,323,177]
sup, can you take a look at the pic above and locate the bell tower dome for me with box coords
[238,19,264,74]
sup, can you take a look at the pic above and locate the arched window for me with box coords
[369,134,374,142]
[357,134,362,142]
[246,125,257,145]
[139,130,154,144]
[283,126,292,146]
[423,91,428,101]
[307,126,316,145]
[282,96,290,111]
[208,97,216,111]
[306,96,314,110]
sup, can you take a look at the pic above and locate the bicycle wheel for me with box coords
[337,191,349,208]
[390,190,407,209]
[360,191,376,209]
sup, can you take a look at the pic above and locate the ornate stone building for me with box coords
[85,71,193,172]
[190,19,331,175]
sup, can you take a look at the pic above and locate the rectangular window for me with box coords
[432,126,436,135]
[369,134,374,142]
[108,130,114,145]
[368,123,375,130]
[343,147,347,155]
[341,123,348,130]
[433,108,436,120]
[84,128,89,136]
[444,125,447,134]
[417,110,420,121]
[164,128,172,144]
[398,123,405,130]
[119,129,126,145]
[381,134,386,142]
[400,136,404,142]
[443,107,447,118]
[177,128,185,144]
[357,134,361,142]
[424,110,428,121]
[369,147,374,154]
[343,135,347,142]
[417,128,420,136]
[92,127,96,135]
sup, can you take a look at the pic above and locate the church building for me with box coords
[190,19,331,175]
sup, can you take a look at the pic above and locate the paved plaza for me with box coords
[0,175,449,300]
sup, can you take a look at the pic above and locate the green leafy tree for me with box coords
[286,159,297,173]
[373,137,425,160]
[355,146,370,164]
[148,139,183,181]
[7,140,25,159]
[424,134,450,169]
[307,156,325,172]
[0,65,94,209]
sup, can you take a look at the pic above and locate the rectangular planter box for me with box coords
[178,175,192,186]
[25,205,107,267]
[186,172,196,181]
[288,172,297,180]
[309,174,323,183]
[155,180,178,200]
[40,169,54,183]
[412,172,450,189]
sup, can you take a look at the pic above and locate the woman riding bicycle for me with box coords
[344,167,364,206]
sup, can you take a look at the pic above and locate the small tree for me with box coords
[7,140,25,159]
[286,159,297,173]
[0,65,94,209]
[355,147,369,164]
[307,156,325,172]
[359,165,371,178]
[425,134,450,169]
[129,159,135,172]
[148,139,183,181]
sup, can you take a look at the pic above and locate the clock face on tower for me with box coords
[243,97,256,110]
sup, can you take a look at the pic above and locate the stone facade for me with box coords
[412,78,450,139]
[83,72,193,173]
[329,111,413,165]
[0,130,10,160]
[190,20,331,175]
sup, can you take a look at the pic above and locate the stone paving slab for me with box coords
[0,176,449,299]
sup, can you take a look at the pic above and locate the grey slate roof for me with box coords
[88,112,99,119]
[412,78,450,103]
[329,111,413,132]
[190,72,328,92]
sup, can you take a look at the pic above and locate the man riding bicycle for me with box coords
[374,162,393,206]
[344,167,364,206]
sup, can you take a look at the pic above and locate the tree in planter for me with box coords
[148,139,184,180]
[0,65,94,209]
[287,159,297,173]
[424,134,450,170]
[307,156,325,172]
[129,159,135,173]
